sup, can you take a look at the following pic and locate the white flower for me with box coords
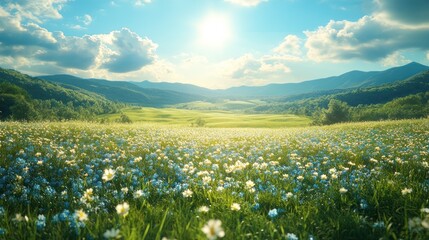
[133,190,144,199]
[198,206,210,213]
[116,202,130,217]
[103,228,121,239]
[82,188,94,202]
[201,219,225,240]
[12,213,29,222]
[286,233,298,240]
[75,209,88,222]
[420,208,429,213]
[102,168,116,182]
[182,189,193,198]
[230,203,241,211]
[339,187,348,194]
[401,188,412,195]
[422,216,429,229]
[245,180,255,189]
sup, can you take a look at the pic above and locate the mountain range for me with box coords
[131,62,429,98]
[1,62,429,121]
[0,61,425,109]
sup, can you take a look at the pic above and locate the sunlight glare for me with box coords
[198,13,232,47]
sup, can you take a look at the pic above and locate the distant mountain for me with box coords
[217,62,429,98]
[39,75,203,107]
[254,69,429,114]
[130,62,429,99]
[37,62,429,106]
[133,80,218,97]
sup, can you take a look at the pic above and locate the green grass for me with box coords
[101,107,311,128]
[172,100,266,111]
[1,119,429,239]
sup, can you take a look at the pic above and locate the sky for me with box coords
[1,0,429,89]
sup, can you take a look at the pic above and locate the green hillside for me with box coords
[39,74,203,106]
[0,68,121,120]
[253,70,429,123]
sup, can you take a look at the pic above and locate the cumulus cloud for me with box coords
[374,0,429,25]
[36,34,100,70]
[100,28,158,73]
[222,54,290,85]
[381,52,409,67]
[224,0,267,7]
[305,15,429,62]
[274,35,302,56]
[303,0,429,62]
[4,0,67,23]
[0,8,57,53]
[0,2,158,74]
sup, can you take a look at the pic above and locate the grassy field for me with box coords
[101,107,312,128]
[172,100,267,111]
[1,119,429,239]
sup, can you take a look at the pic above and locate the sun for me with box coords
[198,13,232,47]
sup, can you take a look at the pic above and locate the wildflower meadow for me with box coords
[0,120,428,239]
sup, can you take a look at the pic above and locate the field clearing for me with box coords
[0,119,429,239]
[101,107,312,128]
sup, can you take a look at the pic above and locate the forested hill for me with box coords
[39,74,203,106]
[0,68,121,121]
[252,70,429,123]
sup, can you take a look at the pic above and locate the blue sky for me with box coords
[1,0,429,89]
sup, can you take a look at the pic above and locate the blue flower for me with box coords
[36,214,46,230]
[286,233,298,240]
[268,208,278,218]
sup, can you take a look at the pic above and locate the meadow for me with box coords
[0,119,428,239]
[101,107,312,128]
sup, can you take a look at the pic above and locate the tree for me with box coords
[117,114,132,123]
[320,99,350,125]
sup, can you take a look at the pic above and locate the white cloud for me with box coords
[81,14,93,26]
[304,0,429,63]
[374,0,429,26]
[135,0,152,6]
[0,2,158,74]
[4,0,67,23]
[71,14,93,30]
[221,54,291,86]
[224,0,267,7]
[304,15,429,62]
[273,35,302,56]
[381,52,409,67]
[36,34,101,70]
[100,28,158,73]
